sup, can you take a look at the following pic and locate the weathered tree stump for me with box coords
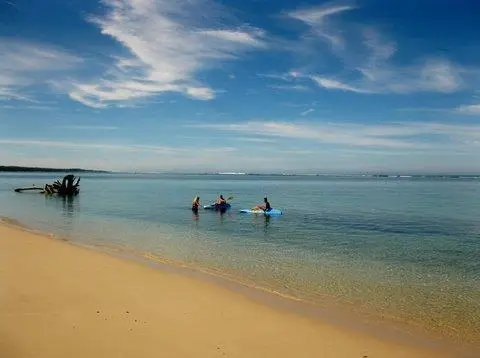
[14,174,80,197]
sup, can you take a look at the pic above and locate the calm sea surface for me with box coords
[1,172,479,344]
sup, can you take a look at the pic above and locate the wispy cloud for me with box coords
[0,139,246,171]
[311,76,370,93]
[300,109,314,116]
[288,5,466,95]
[268,84,310,92]
[0,39,82,101]
[289,5,354,25]
[395,107,450,113]
[193,121,480,149]
[288,4,355,49]
[456,104,480,115]
[56,125,118,130]
[69,0,265,108]
[282,101,318,108]
[259,71,310,92]
[0,104,55,110]
[0,139,238,154]
[258,72,299,82]
[235,137,277,143]
[0,139,162,152]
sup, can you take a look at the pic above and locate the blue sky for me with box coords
[1,0,480,173]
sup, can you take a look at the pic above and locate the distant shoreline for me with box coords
[0,166,109,173]
[1,167,479,178]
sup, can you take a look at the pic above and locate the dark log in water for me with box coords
[14,187,45,193]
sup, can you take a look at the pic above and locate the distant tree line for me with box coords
[0,166,108,173]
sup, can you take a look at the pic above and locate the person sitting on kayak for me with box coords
[192,196,200,211]
[253,197,271,212]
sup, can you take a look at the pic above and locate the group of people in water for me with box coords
[191,195,271,213]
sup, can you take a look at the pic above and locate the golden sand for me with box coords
[0,222,461,358]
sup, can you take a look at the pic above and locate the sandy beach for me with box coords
[0,221,466,358]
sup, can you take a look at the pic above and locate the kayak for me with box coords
[240,209,283,216]
[204,203,231,211]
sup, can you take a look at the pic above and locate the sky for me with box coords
[1,0,480,173]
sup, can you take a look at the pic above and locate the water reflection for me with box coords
[43,195,79,218]
[264,215,271,230]
[192,209,199,221]
[62,196,76,218]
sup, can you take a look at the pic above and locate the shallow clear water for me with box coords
[1,172,479,343]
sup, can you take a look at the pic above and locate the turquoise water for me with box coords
[1,172,479,344]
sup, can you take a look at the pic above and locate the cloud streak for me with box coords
[69,0,266,108]
[309,58,462,94]
[288,4,355,49]
[456,104,480,115]
[300,109,314,116]
[288,5,465,95]
[268,84,310,92]
[56,125,119,130]
[0,39,82,101]
[0,139,238,155]
[311,76,370,93]
[193,121,480,149]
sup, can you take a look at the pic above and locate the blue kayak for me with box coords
[240,208,283,216]
[204,203,231,211]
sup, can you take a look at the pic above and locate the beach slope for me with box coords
[0,222,453,358]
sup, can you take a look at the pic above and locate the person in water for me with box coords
[216,195,226,205]
[253,197,271,212]
[192,196,200,211]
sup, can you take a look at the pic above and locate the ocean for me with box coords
[1,172,479,346]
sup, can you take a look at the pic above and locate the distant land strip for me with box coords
[0,166,109,173]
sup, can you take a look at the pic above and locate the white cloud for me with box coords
[288,4,355,49]
[362,27,397,65]
[69,0,265,108]
[395,107,449,113]
[1,127,478,172]
[456,104,480,115]
[289,5,354,25]
[0,104,54,110]
[310,48,463,95]
[0,39,82,101]
[198,29,266,47]
[0,139,156,152]
[0,139,238,155]
[258,72,300,82]
[418,59,460,92]
[300,109,314,116]
[260,71,311,92]
[56,125,118,130]
[282,101,318,108]
[193,121,480,149]
[0,138,247,171]
[288,5,465,95]
[268,84,310,92]
[235,137,277,143]
[185,87,216,100]
[311,76,370,93]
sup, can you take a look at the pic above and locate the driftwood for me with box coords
[14,174,80,197]
[14,187,44,193]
